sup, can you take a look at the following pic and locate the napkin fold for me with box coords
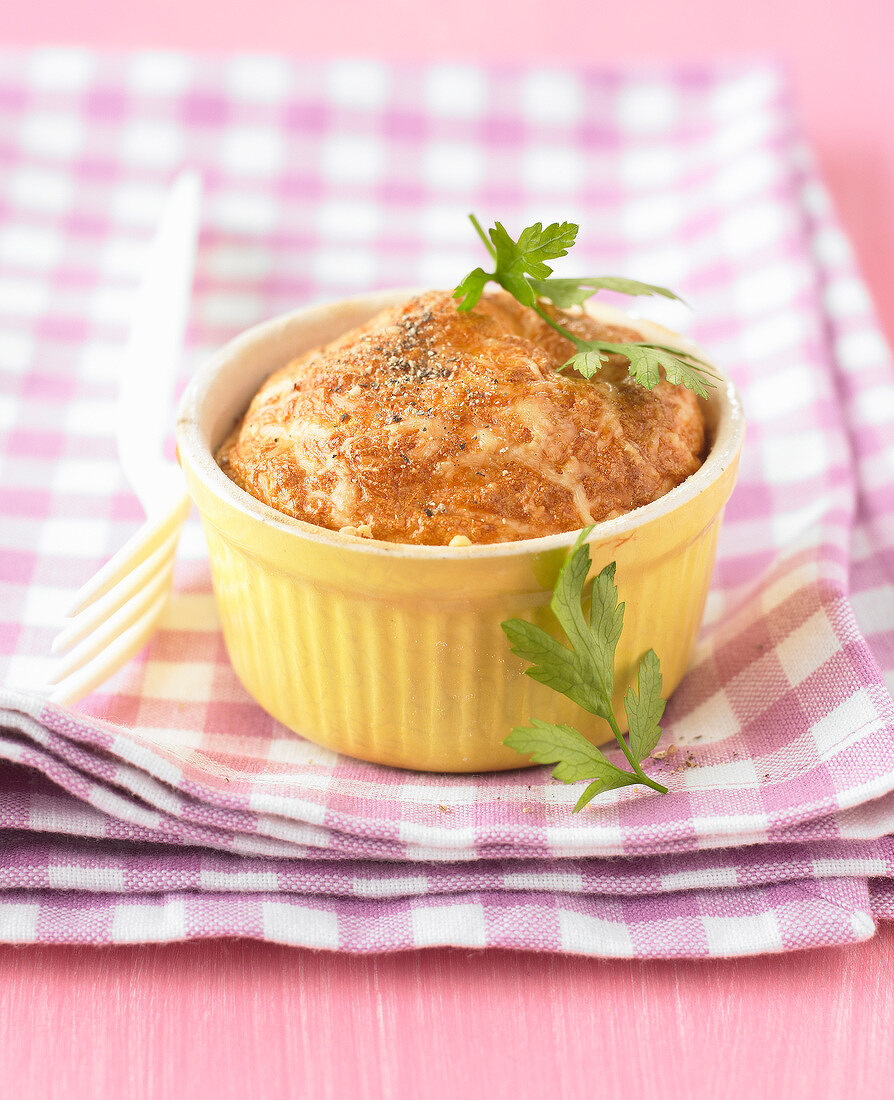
[1,50,893,956]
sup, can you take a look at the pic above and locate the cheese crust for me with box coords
[217,290,707,545]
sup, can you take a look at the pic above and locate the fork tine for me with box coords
[53,526,181,654]
[52,559,176,682]
[65,492,190,617]
[48,588,172,706]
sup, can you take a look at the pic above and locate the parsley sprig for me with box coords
[501,529,668,810]
[454,215,718,398]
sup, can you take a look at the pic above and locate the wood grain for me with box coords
[2,926,892,1100]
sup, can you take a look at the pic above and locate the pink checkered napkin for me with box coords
[2,50,894,955]
[0,766,883,953]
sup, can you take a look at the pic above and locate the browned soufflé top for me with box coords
[217,289,707,545]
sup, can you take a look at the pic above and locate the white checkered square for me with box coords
[262,901,340,947]
[128,51,193,96]
[558,907,635,956]
[7,166,75,215]
[20,111,85,160]
[141,661,216,703]
[410,901,488,948]
[48,863,126,891]
[226,55,292,102]
[424,65,487,117]
[326,60,389,109]
[220,126,285,177]
[120,120,185,169]
[354,874,429,898]
[702,908,783,955]
[111,898,186,942]
[520,70,584,125]
[422,140,485,191]
[0,902,41,943]
[761,431,830,484]
[616,82,679,133]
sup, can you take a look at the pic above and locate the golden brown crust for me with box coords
[217,290,707,545]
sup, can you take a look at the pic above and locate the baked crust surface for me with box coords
[217,290,707,545]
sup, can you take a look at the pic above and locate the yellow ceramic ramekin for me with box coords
[176,290,744,772]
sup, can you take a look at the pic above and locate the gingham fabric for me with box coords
[2,50,894,956]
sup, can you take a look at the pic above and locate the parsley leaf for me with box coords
[454,214,717,397]
[490,220,579,281]
[625,649,665,762]
[504,718,618,783]
[504,720,642,813]
[453,266,491,312]
[502,617,604,716]
[456,218,578,311]
[502,530,669,809]
[564,341,718,399]
[527,275,682,309]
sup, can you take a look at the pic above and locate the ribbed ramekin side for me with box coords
[613,514,723,707]
[200,504,724,772]
[200,521,588,770]
[202,526,328,740]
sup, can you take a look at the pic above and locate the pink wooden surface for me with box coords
[3,1,894,1096]
[2,930,893,1099]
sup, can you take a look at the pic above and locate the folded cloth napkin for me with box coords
[1,50,893,957]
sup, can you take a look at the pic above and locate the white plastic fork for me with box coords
[49,170,202,705]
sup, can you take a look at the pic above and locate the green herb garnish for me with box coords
[454,215,718,398]
[501,529,669,810]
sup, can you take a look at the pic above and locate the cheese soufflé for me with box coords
[217,290,707,546]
